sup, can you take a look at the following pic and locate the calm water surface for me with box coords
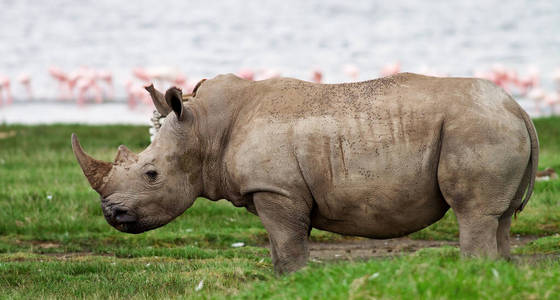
[0,0,559,99]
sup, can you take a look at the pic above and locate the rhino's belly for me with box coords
[307,159,450,238]
[310,185,449,238]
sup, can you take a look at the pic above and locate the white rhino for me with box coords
[72,73,538,273]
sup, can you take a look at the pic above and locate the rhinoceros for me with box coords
[72,73,538,274]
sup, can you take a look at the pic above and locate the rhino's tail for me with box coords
[515,106,539,216]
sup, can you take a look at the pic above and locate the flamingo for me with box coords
[133,67,153,84]
[311,70,323,83]
[74,68,103,105]
[134,67,185,89]
[237,69,255,81]
[513,69,539,96]
[380,62,400,77]
[75,78,90,106]
[125,80,139,109]
[0,76,13,105]
[487,64,511,90]
[48,67,72,100]
[98,70,114,100]
[17,73,33,100]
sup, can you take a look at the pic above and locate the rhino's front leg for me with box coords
[253,192,311,274]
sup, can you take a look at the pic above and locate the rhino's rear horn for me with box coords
[145,84,171,116]
[114,145,138,164]
[71,133,113,194]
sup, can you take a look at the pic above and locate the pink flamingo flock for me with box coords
[1,63,560,115]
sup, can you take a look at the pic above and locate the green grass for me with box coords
[239,247,560,299]
[1,118,559,298]
[0,252,271,299]
[514,234,560,255]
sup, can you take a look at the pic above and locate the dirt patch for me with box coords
[34,242,61,249]
[0,130,16,139]
[307,235,538,261]
[42,252,115,259]
[15,240,64,249]
[8,236,543,262]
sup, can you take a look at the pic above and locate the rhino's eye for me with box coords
[145,170,158,181]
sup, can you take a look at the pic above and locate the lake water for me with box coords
[0,0,558,122]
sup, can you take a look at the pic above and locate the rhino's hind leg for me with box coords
[437,138,527,258]
[438,158,522,258]
[253,192,311,274]
[497,212,513,258]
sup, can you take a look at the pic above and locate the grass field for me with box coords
[1,118,559,299]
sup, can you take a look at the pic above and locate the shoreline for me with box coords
[0,98,544,125]
[0,102,154,125]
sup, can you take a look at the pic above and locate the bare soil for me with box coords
[307,236,538,261]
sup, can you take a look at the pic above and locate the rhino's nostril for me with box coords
[111,206,137,223]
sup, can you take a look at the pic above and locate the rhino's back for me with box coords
[251,73,454,121]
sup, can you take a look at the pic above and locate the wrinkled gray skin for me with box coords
[72,73,538,274]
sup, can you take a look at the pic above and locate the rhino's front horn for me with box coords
[71,133,113,194]
[145,84,171,116]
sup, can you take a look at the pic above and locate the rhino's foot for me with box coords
[457,213,500,258]
[253,192,311,274]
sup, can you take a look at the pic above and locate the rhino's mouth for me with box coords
[101,203,139,234]
[101,203,166,234]
[113,222,145,234]
[112,219,167,234]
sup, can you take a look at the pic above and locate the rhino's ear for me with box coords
[165,87,188,122]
